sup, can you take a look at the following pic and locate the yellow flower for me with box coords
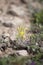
[19,30,25,37]
[17,26,25,39]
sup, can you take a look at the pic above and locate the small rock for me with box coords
[0,43,7,51]
[40,47,43,53]
[0,50,3,57]
[8,4,25,17]
[36,42,39,46]
[5,48,14,55]
[0,50,2,54]
[2,22,13,27]
[21,0,27,4]
[15,50,28,56]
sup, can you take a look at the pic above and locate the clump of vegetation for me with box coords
[32,10,43,25]
[31,10,43,33]
[38,0,43,3]
[30,9,43,65]
[0,56,29,65]
[30,33,43,46]
[31,53,43,65]
[32,53,43,61]
[30,34,37,44]
[30,34,40,44]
